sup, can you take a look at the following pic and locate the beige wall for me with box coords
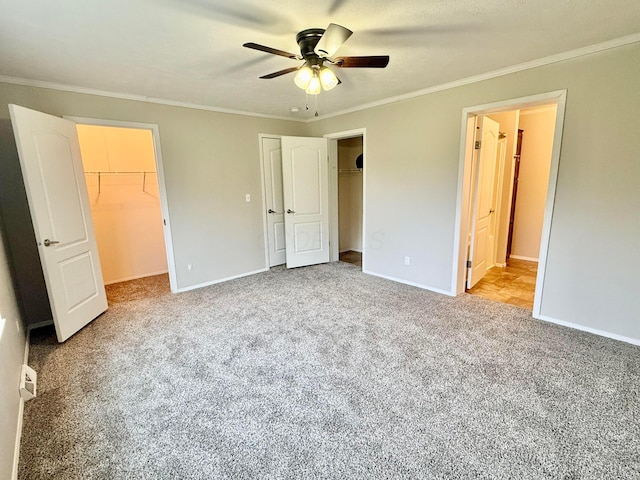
[511,106,556,260]
[308,42,640,340]
[0,83,306,293]
[0,217,26,479]
[338,137,363,252]
[77,125,167,284]
[0,41,638,340]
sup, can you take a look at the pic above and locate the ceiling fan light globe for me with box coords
[319,67,338,91]
[306,75,321,95]
[294,66,313,89]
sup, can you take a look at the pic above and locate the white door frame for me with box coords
[451,90,567,317]
[65,116,178,293]
[324,128,366,269]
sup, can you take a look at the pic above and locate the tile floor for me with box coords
[466,258,538,309]
[339,250,362,268]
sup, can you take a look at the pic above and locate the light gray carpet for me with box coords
[19,262,640,479]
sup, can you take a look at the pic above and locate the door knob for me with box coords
[268,209,275,214]
[489,209,495,214]
[287,209,295,214]
[43,239,60,247]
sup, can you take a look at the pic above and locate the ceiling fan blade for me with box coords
[314,23,353,57]
[164,0,294,35]
[334,56,390,68]
[259,66,301,79]
[243,43,301,60]
[327,0,348,14]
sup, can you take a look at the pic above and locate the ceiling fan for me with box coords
[243,23,389,95]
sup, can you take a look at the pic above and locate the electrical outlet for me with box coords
[245,194,251,202]
[187,264,192,271]
[404,256,411,266]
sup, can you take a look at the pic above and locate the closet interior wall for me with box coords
[77,125,168,285]
[337,137,363,254]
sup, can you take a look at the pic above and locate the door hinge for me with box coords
[163,219,166,226]
[466,260,472,268]
[474,140,481,150]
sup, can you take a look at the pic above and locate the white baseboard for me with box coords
[509,255,539,262]
[175,268,269,293]
[362,269,455,297]
[12,329,30,480]
[27,320,53,330]
[536,314,640,346]
[104,270,169,285]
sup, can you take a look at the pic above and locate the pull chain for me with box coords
[304,92,320,117]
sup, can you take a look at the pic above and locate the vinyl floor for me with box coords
[466,258,537,309]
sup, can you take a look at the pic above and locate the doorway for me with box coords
[76,124,168,286]
[465,105,557,309]
[453,90,567,317]
[260,130,366,271]
[68,117,177,292]
[337,136,363,269]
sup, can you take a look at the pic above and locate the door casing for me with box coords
[452,90,567,317]
[325,128,367,269]
[66,116,178,293]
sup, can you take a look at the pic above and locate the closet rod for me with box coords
[84,171,156,175]
[84,171,156,194]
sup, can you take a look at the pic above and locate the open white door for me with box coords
[261,137,286,267]
[9,104,107,342]
[467,116,500,289]
[281,136,330,268]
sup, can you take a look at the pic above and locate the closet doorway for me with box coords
[260,130,366,271]
[337,137,363,269]
[68,117,177,292]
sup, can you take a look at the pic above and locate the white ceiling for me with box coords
[1,0,639,120]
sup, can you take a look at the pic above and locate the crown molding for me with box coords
[1,33,639,124]
[0,74,300,123]
[307,32,640,123]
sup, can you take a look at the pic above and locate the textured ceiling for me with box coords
[1,0,639,120]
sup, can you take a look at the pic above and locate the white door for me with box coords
[281,136,330,268]
[467,116,500,289]
[9,105,107,342]
[261,137,286,267]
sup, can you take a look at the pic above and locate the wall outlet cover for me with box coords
[20,364,37,401]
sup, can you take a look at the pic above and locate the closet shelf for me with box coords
[338,168,363,174]
[84,171,157,193]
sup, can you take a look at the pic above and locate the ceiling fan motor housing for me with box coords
[296,28,325,60]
